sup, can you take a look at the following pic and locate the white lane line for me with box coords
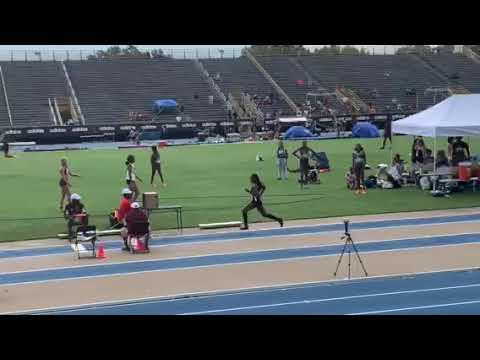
[179,283,480,315]
[0,228,480,275]
[348,300,480,315]
[3,230,480,275]
[2,215,480,257]
[150,223,480,249]
[6,266,480,315]
[2,240,480,289]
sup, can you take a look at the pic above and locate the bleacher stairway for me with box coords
[0,62,70,127]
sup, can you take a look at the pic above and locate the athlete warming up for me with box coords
[2,142,15,158]
[241,173,283,230]
[126,154,143,201]
[150,146,166,187]
[59,157,80,210]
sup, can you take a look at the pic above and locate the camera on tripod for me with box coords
[343,218,350,234]
[334,218,368,279]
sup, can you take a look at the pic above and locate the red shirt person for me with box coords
[117,188,133,223]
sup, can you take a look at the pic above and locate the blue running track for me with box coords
[0,213,478,260]
[32,269,480,315]
[2,232,480,286]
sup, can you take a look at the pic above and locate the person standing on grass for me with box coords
[380,117,392,149]
[352,144,367,195]
[411,136,426,170]
[126,154,143,202]
[241,174,283,230]
[3,142,15,158]
[293,141,315,185]
[150,146,166,187]
[59,157,80,211]
[276,141,288,180]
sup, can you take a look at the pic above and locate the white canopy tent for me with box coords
[392,94,480,171]
[392,94,480,137]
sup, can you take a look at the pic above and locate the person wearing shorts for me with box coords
[293,141,315,185]
[352,144,367,194]
[59,157,80,211]
[380,117,392,149]
[241,174,283,230]
[125,154,143,201]
[150,146,166,187]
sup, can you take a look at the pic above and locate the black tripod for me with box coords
[333,219,368,279]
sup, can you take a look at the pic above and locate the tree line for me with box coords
[87,45,166,59]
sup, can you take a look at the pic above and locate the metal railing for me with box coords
[53,98,63,125]
[0,65,13,126]
[195,59,229,109]
[244,48,299,114]
[61,61,85,124]
[462,45,480,65]
[0,48,242,62]
[48,98,57,125]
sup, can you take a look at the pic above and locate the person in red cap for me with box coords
[118,188,134,248]
[117,188,133,223]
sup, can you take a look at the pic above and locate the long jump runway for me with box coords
[1,208,480,315]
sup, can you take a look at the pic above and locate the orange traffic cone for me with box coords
[97,244,106,259]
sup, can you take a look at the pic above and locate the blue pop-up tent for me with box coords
[284,126,314,139]
[352,122,380,138]
[153,99,178,113]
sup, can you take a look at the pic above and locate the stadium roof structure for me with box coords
[392,94,480,137]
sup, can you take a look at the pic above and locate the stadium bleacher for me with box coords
[257,56,350,115]
[66,59,228,124]
[420,53,480,93]
[298,54,448,112]
[256,56,316,106]
[0,62,70,127]
[0,51,479,131]
[201,57,292,116]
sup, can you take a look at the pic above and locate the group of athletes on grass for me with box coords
[3,137,371,233]
[54,141,348,233]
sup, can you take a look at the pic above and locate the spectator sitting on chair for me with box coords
[116,187,133,231]
[392,154,406,175]
[424,149,434,165]
[436,150,449,168]
[119,189,134,249]
[123,202,150,251]
[64,193,87,240]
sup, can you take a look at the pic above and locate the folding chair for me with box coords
[67,213,89,242]
[72,225,97,259]
[127,222,151,254]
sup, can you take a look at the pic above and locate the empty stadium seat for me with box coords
[65,59,228,124]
